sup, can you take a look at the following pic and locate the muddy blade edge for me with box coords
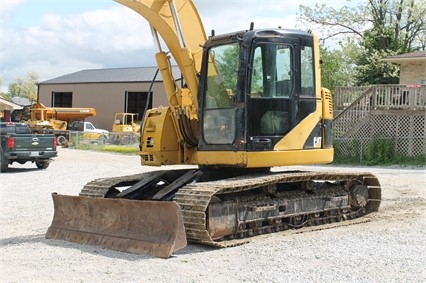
[45,193,187,258]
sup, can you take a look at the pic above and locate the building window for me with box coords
[52,92,72,107]
[125,91,152,118]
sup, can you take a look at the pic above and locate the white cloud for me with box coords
[36,6,153,52]
[1,0,26,17]
[1,0,348,91]
[197,0,302,33]
[1,5,156,89]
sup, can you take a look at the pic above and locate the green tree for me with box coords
[299,0,426,85]
[320,38,359,91]
[216,44,239,91]
[355,42,400,84]
[8,72,40,102]
[0,77,8,99]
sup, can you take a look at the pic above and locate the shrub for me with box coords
[365,138,394,165]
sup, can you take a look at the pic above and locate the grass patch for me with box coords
[333,153,425,167]
[72,144,140,155]
[333,137,425,167]
[101,145,140,154]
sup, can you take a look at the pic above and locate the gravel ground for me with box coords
[1,147,425,283]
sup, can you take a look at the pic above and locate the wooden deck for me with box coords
[332,84,425,158]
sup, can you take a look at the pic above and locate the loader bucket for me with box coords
[45,193,187,258]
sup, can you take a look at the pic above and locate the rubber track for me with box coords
[80,171,159,197]
[174,171,381,248]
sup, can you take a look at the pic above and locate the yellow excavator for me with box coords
[46,0,381,258]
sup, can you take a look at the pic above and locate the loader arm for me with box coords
[30,103,96,121]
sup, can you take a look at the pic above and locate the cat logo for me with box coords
[313,137,322,148]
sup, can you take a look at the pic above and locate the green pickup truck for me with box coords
[0,122,58,172]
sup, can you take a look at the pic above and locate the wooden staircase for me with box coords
[332,84,425,157]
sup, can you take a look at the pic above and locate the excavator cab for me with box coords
[197,29,333,167]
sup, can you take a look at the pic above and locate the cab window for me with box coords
[202,43,239,144]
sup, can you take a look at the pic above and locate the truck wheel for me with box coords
[0,152,8,172]
[57,135,67,146]
[98,135,107,145]
[120,136,129,145]
[1,162,8,172]
[35,161,49,169]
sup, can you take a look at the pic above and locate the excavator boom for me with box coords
[115,0,206,109]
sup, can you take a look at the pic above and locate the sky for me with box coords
[1,0,350,92]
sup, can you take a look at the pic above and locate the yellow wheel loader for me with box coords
[109,113,141,145]
[46,0,381,258]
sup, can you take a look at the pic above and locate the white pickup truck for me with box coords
[68,121,109,144]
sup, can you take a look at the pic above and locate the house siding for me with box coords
[399,61,426,85]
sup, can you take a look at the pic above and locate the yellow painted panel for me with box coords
[197,148,333,168]
[273,106,322,150]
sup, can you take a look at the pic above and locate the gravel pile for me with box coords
[1,147,425,282]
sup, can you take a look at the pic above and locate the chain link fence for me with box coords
[63,129,424,165]
[67,131,140,149]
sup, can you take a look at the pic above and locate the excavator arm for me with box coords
[115,0,206,110]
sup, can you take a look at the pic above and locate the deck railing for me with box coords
[333,87,374,138]
[334,84,425,111]
[333,86,370,110]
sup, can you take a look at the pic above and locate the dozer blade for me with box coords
[45,193,187,258]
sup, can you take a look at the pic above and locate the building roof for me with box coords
[11,97,32,106]
[383,51,426,63]
[40,66,182,85]
[0,97,23,111]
